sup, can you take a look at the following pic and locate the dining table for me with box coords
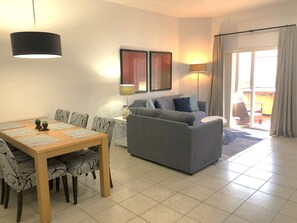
[0,117,110,223]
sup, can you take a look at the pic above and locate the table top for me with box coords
[0,118,107,159]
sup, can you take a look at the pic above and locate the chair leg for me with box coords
[91,171,96,180]
[16,191,23,223]
[49,179,53,191]
[72,176,78,205]
[61,176,69,203]
[1,179,5,205]
[4,183,10,209]
[56,177,60,192]
[109,168,113,188]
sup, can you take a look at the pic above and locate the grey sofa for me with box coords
[127,108,223,174]
[129,94,208,125]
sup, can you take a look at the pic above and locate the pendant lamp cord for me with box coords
[32,0,36,28]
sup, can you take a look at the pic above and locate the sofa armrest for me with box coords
[198,101,208,115]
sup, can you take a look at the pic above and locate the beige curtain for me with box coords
[209,36,225,116]
[270,26,297,137]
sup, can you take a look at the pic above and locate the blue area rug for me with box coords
[222,128,267,158]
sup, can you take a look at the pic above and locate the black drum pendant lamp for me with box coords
[10,0,62,58]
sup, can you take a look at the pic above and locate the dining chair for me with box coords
[69,112,89,128]
[59,116,115,204]
[0,168,4,205]
[0,139,69,222]
[53,112,89,192]
[54,109,70,123]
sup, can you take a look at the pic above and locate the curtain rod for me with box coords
[214,24,296,37]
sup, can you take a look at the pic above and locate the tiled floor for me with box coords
[1,135,297,222]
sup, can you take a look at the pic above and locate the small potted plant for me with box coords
[35,119,42,131]
[42,121,49,131]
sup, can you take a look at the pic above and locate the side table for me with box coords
[113,116,127,147]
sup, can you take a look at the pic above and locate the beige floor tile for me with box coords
[276,166,297,178]
[187,203,229,223]
[196,175,230,190]
[93,204,136,223]
[234,201,277,223]
[77,195,115,215]
[141,204,183,223]
[181,183,216,201]
[123,176,156,192]
[108,186,138,203]
[80,217,99,223]
[52,206,90,223]
[223,215,251,223]
[220,182,255,199]
[259,181,295,199]
[0,205,40,223]
[269,174,297,189]
[160,175,194,191]
[233,175,266,190]
[247,191,286,211]
[289,190,297,202]
[232,156,259,166]
[205,192,244,213]
[209,169,240,181]
[244,168,274,180]
[162,193,201,214]
[142,184,176,202]
[120,194,158,215]
[128,217,149,223]
[143,169,175,183]
[280,200,297,219]
[272,213,297,223]
[112,170,139,184]
[175,215,200,223]
[254,161,281,173]
[126,163,155,175]
[222,162,250,173]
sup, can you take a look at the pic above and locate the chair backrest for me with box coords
[54,109,70,123]
[69,112,89,128]
[91,117,115,147]
[232,102,249,119]
[0,139,23,191]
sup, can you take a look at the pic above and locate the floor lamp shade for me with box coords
[10,31,62,58]
[190,63,207,72]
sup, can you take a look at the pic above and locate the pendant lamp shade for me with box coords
[10,31,62,58]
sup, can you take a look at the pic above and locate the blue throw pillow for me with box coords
[189,95,200,111]
[174,97,192,112]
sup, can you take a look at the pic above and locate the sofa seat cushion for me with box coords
[192,110,207,126]
[160,110,195,126]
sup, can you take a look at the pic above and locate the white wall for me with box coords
[0,0,179,124]
[178,18,212,102]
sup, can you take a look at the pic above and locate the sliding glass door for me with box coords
[231,49,277,130]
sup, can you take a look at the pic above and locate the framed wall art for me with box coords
[149,51,172,91]
[120,49,148,93]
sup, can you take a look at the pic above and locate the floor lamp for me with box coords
[190,63,207,100]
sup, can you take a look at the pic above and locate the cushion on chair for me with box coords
[146,99,155,109]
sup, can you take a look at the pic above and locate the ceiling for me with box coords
[102,0,291,18]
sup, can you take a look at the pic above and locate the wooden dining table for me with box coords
[0,118,110,223]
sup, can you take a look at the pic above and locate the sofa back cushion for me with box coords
[159,110,195,126]
[174,97,192,112]
[154,94,182,110]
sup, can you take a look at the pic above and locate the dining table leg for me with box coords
[98,136,110,197]
[35,152,51,223]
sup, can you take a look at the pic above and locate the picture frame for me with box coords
[149,51,172,91]
[120,49,148,93]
